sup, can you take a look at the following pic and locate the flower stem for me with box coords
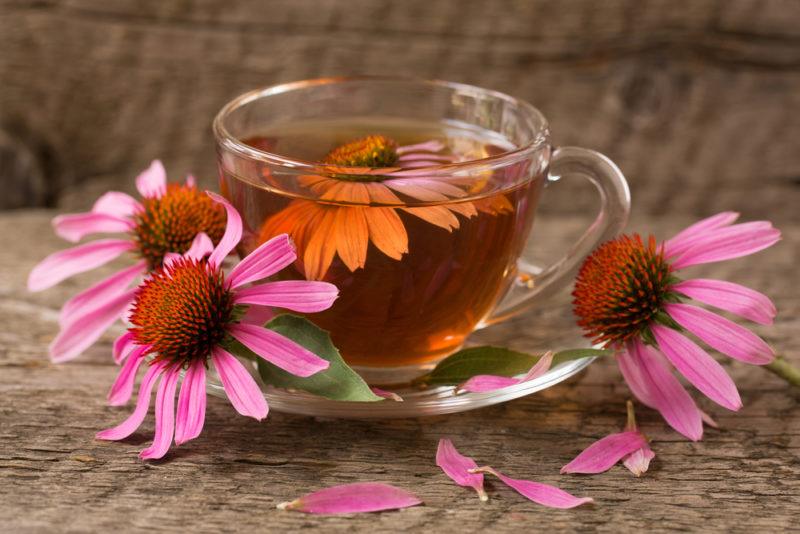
[765,356,800,389]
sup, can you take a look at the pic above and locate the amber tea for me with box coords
[219,117,544,369]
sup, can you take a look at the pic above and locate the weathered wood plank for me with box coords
[1,0,799,215]
[0,210,797,532]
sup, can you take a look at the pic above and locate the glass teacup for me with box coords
[214,77,629,383]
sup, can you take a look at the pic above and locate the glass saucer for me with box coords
[205,296,597,419]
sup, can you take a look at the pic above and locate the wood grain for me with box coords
[1,1,799,531]
[0,209,797,532]
[1,0,799,217]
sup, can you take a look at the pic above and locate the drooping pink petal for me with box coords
[240,305,276,325]
[665,303,774,365]
[206,192,242,269]
[669,222,781,270]
[664,212,739,258]
[472,467,593,509]
[622,444,655,477]
[227,233,296,289]
[113,331,136,364]
[140,366,180,460]
[53,212,135,242]
[107,345,147,406]
[619,341,703,441]
[561,431,648,474]
[28,238,135,291]
[435,439,487,501]
[396,140,446,154]
[227,323,329,377]
[96,361,165,441]
[184,232,214,260]
[135,160,167,198]
[671,279,776,325]
[174,360,207,445]
[185,174,196,188]
[60,260,146,326]
[651,325,742,411]
[92,191,142,218]
[700,409,720,429]
[233,280,338,313]
[49,288,138,363]
[370,387,403,402]
[277,483,422,515]
[210,347,268,420]
[460,351,553,393]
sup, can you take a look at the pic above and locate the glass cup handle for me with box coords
[483,146,631,326]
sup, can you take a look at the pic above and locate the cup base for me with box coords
[353,361,440,386]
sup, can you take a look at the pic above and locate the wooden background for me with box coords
[1,0,799,532]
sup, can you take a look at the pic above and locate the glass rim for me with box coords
[212,76,551,176]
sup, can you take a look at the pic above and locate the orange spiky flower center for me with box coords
[133,184,227,269]
[322,135,398,182]
[572,234,673,347]
[129,257,234,365]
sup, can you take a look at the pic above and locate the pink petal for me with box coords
[174,360,207,445]
[107,345,147,406]
[670,222,781,270]
[435,439,487,501]
[227,323,329,377]
[396,140,446,154]
[473,467,593,509]
[233,280,338,313]
[370,387,403,402]
[113,331,136,364]
[397,153,455,163]
[53,212,135,242]
[460,351,553,393]
[92,191,142,218]
[664,212,739,258]
[28,238,135,291]
[49,288,137,363]
[561,431,648,474]
[278,483,422,515]
[665,303,774,365]
[60,260,146,326]
[622,444,655,477]
[700,409,720,429]
[184,232,214,260]
[671,278,776,325]
[96,360,164,441]
[651,325,742,411]
[211,347,268,420]
[162,252,181,268]
[135,160,167,198]
[227,233,296,289]
[140,366,180,460]
[185,174,196,188]
[206,192,242,269]
[240,305,276,325]
[619,340,703,441]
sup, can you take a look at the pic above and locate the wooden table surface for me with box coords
[2,1,800,531]
[1,205,797,532]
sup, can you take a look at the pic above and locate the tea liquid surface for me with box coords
[221,117,543,368]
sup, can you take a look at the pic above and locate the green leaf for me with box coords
[416,346,611,386]
[230,314,383,402]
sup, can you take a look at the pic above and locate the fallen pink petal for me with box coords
[277,482,422,515]
[435,439,487,501]
[562,401,654,477]
[459,351,554,393]
[470,467,593,509]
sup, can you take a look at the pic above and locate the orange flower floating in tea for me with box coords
[260,135,512,280]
